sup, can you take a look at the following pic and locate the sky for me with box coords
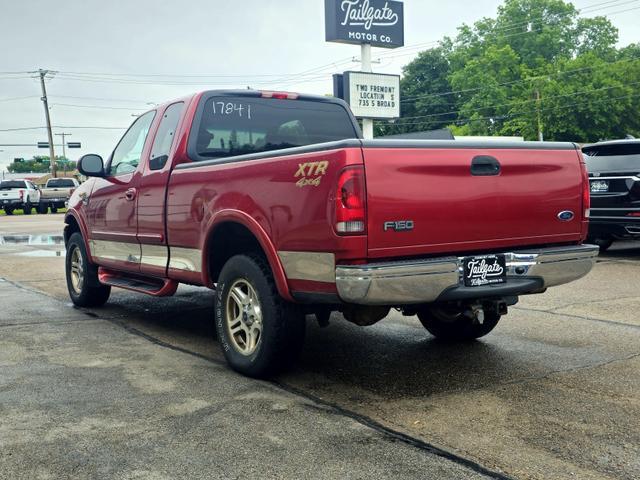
[1,0,638,171]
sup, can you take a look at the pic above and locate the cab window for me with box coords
[109,110,156,176]
[149,102,184,171]
[191,96,357,161]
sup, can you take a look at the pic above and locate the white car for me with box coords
[0,179,41,215]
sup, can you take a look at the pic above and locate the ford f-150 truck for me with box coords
[38,177,80,213]
[0,179,40,215]
[64,90,598,377]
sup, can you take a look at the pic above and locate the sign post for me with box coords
[360,44,374,139]
[325,0,404,139]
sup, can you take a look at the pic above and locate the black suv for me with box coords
[583,139,640,251]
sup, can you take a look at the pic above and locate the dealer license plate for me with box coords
[590,180,609,193]
[462,255,507,287]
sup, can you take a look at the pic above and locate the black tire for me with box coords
[4,207,14,215]
[65,232,111,307]
[37,204,48,214]
[23,201,32,215]
[215,254,305,378]
[590,237,613,252]
[51,206,58,214]
[418,304,501,341]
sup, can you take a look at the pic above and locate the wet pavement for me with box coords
[1,215,639,479]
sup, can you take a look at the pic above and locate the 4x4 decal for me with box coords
[294,161,329,187]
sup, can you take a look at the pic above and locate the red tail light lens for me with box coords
[580,162,590,219]
[18,190,24,200]
[261,91,299,100]
[335,166,366,235]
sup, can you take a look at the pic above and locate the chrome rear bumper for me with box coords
[335,244,599,305]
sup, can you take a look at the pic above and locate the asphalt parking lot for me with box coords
[1,216,639,480]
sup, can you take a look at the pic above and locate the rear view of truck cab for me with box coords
[65,89,598,378]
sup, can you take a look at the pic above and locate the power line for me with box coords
[0,127,44,132]
[394,81,640,123]
[50,103,148,111]
[0,125,127,132]
[400,56,639,103]
[393,92,640,127]
[0,95,40,103]
[50,94,156,104]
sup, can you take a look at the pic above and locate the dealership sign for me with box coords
[325,0,404,49]
[342,71,400,119]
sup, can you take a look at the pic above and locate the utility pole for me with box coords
[55,133,71,176]
[38,69,57,177]
[55,132,71,158]
[535,89,544,142]
[360,43,374,140]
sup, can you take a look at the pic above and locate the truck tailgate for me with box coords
[363,144,585,258]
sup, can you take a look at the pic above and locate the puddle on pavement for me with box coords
[0,234,64,246]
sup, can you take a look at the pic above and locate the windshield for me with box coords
[192,96,357,160]
[0,181,26,190]
[47,179,75,188]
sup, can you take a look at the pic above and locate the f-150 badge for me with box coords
[295,161,328,187]
[384,220,414,232]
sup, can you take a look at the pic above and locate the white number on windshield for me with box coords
[212,101,251,119]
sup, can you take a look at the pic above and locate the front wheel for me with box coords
[65,232,111,307]
[51,206,58,214]
[37,204,48,214]
[418,304,501,341]
[4,207,14,215]
[23,201,32,215]
[215,254,305,378]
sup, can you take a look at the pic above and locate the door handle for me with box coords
[471,156,501,176]
[125,188,137,201]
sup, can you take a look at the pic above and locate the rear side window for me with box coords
[149,102,184,170]
[0,181,26,189]
[47,179,75,188]
[190,96,357,161]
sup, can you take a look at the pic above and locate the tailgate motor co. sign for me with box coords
[343,72,400,119]
[325,0,404,49]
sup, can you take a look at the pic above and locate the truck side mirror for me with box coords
[78,154,105,178]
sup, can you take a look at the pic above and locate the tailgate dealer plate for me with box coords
[590,180,609,193]
[463,255,507,287]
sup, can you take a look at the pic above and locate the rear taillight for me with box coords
[18,190,24,200]
[580,162,590,219]
[335,166,366,235]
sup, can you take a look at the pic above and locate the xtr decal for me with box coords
[295,161,329,187]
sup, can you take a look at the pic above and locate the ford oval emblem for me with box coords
[558,210,575,221]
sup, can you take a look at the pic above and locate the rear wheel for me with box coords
[590,237,613,252]
[215,254,305,378]
[23,200,32,215]
[65,232,111,307]
[418,304,501,341]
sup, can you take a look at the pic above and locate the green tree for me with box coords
[376,44,455,136]
[389,0,638,142]
[7,155,76,174]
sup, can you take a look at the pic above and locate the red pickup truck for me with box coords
[65,90,598,377]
